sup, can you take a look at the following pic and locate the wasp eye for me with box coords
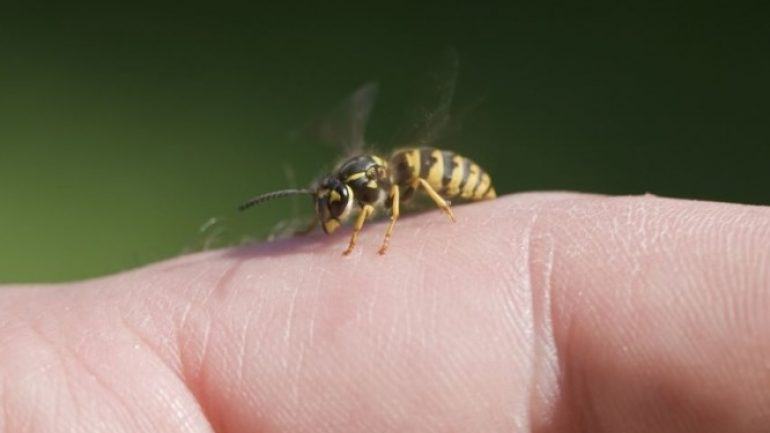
[327,186,349,217]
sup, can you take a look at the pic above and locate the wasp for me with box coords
[238,52,496,255]
[239,147,496,255]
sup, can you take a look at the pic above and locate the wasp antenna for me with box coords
[238,188,313,211]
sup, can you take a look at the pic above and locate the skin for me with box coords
[1,192,770,432]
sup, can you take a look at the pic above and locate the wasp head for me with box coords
[314,177,354,234]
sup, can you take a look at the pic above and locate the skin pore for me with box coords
[1,193,769,432]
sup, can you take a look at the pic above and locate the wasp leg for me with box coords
[416,178,456,222]
[378,185,400,255]
[343,204,374,255]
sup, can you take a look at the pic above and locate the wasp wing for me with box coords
[391,47,460,148]
[184,201,317,252]
[183,164,318,253]
[297,82,379,157]
[185,85,381,253]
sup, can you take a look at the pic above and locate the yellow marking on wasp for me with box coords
[426,150,444,189]
[378,184,400,255]
[474,173,491,200]
[417,178,455,222]
[484,187,497,199]
[345,172,366,182]
[371,155,385,166]
[323,219,340,233]
[366,180,378,189]
[343,204,374,255]
[329,190,341,202]
[405,149,421,180]
[461,163,481,198]
[445,155,464,197]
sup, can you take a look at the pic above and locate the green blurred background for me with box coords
[1,2,768,282]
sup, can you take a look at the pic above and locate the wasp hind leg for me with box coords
[343,204,375,256]
[378,185,400,255]
[416,178,456,222]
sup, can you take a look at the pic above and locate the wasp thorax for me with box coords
[315,177,354,234]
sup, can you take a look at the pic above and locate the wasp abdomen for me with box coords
[390,147,496,201]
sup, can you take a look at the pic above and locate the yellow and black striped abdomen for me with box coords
[390,147,496,201]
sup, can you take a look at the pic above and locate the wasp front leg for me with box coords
[343,204,374,255]
[378,185,400,255]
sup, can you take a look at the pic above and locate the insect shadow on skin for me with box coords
[237,49,496,256]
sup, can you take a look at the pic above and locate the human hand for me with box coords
[2,193,769,432]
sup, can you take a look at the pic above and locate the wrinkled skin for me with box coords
[1,193,770,432]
